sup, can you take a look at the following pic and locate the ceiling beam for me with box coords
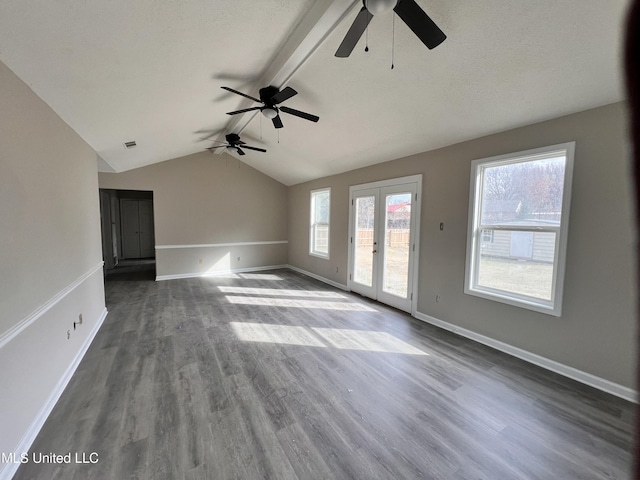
[216,0,359,149]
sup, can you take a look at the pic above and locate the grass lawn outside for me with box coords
[477,256,553,300]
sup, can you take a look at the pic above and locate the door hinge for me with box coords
[351,236,353,244]
[349,274,352,280]
[351,199,354,205]
[412,243,415,252]
[410,292,413,300]
[415,193,417,201]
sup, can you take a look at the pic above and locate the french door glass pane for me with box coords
[477,229,556,301]
[354,196,375,286]
[383,193,411,298]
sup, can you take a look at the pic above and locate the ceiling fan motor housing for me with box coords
[259,86,280,105]
[225,133,241,144]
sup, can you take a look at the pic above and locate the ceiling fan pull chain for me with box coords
[391,13,395,69]
[365,24,369,52]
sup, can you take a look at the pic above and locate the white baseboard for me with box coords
[286,265,349,291]
[1,308,108,480]
[156,264,288,281]
[414,311,638,404]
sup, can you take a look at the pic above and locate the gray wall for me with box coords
[99,152,289,278]
[288,102,636,389]
[0,59,106,475]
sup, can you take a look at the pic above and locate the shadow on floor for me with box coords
[105,258,155,282]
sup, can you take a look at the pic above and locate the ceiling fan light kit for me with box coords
[262,107,278,119]
[365,0,397,15]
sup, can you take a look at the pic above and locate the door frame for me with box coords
[347,174,422,315]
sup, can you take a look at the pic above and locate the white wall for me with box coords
[0,60,106,479]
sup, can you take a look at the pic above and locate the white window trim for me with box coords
[464,142,575,317]
[310,187,331,259]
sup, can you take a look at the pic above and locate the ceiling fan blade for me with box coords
[220,86,261,103]
[279,106,319,123]
[226,106,262,115]
[270,86,298,104]
[393,0,446,50]
[335,7,373,58]
[272,115,284,129]
[236,147,246,156]
[207,145,226,151]
[242,145,267,153]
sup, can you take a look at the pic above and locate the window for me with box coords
[464,143,574,316]
[481,229,494,243]
[310,188,330,258]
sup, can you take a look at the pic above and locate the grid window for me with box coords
[465,143,574,316]
[310,188,330,258]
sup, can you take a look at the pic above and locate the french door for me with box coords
[348,175,421,313]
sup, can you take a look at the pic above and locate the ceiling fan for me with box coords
[222,85,319,129]
[206,133,266,156]
[335,0,446,58]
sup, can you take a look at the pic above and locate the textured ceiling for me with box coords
[0,0,629,185]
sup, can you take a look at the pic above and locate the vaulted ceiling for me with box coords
[0,1,629,185]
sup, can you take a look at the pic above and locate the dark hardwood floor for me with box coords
[15,268,635,479]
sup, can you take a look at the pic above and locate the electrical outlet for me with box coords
[336,267,339,273]
[436,295,440,303]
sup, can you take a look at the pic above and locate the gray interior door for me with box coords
[121,199,141,259]
[138,199,155,258]
[121,198,155,259]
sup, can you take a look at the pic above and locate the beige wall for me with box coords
[288,102,636,389]
[99,152,289,278]
[0,59,105,474]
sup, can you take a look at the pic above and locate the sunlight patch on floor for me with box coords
[231,322,326,347]
[225,295,376,311]
[312,328,428,355]
[230,322,427,355]
[218,286,345,298]
[204,272,284,281]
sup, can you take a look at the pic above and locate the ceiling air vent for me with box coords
[123,140,137,149]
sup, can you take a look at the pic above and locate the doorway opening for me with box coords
[99,189,156,280]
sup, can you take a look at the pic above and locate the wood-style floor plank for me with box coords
[13,267,635,480]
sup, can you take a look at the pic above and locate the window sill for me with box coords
[464,286,561,317]
[309,252,330,260]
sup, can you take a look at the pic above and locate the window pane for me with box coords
[313,191,330,223]
[477,230,556,301]
[480,156,565,227]
[354,196,375,286]
[383,193,411,298]
[314,224,329,254]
